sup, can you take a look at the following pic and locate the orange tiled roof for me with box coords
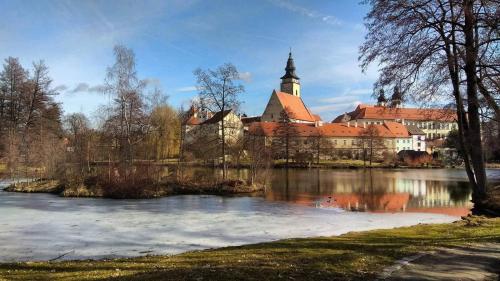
[274,91,316,122]
[248,121,410,138]
[383,121,410,137]
[318,123,365,137]
[185,116,201,125]
[248,122,320,137]
[333,104,456,123]
[312,114,322,121]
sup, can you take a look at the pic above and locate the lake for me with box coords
[188,167,500,216]
[0,168,498,262]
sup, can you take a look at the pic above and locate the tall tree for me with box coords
[359,125,384,167]
[194,63,244,179]
[64,113,91,174]
[103,45,149,173]
[0,57,27,133]
[360,0,499,209]
[146,105,180,160]
[273,107,299,167]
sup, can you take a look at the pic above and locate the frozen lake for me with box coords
[0,184,457,262]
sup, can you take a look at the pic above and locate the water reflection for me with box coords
[260,168,499,216]
[178,167,500,216]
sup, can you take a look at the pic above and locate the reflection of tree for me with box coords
[355,169,389,211]
[448,182,472,203]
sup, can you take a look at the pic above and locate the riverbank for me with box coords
[0,216,498,281]
[3,178,264,199]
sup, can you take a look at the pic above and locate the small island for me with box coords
[4,177,264,199]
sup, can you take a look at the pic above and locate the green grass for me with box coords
[0,217,499,281]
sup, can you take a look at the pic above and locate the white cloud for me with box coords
[53,84,68,92]
[268,0,342,26]
[319,88,372,103]
[175,86,198,93]
[68,82,106,94]
[238,71,252,82]
[310,100,361,114]
[144,78,162,87]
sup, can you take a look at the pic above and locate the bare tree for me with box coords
[64,113,91,175]
[273,107,299,167]
[245,133,272,186]
[0,57,27,133]
[360,0,499,209]
[359,125,385,167]
[103,45,150,178]
[194,63,244,179]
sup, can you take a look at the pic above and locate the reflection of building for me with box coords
[264,169,471,216]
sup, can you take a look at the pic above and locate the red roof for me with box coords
[248,121,410,138]
[201,110,232,125]
[241,116,261,125]
[333,104,456,123]
[248,122,320,137]
[318,123,365,137]
[274,91,316,122]
[383,121,410,137]
[185,116,201,125]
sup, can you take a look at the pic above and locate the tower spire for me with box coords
[280,51,301,97]
[281,51,299,80]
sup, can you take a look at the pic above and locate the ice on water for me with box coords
[0,186,457,262]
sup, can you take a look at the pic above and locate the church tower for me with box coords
[391,85,402,108]
[280,52,301,97]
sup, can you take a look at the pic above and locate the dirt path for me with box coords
[382,243,500,280]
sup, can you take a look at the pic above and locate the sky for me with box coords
[0,0,380,122]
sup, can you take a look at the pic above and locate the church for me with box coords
[260,52,322,124]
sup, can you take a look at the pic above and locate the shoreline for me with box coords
[2,178,265,199]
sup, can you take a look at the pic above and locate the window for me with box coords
[351,140,355,145]
[334,140,337,145]
[343,140,347,146]
[417,142,421,147]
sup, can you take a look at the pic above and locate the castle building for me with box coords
[332,89,457,140]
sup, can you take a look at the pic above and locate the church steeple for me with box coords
[281,52,300,80]
[377,89,387,107]
[280,51,301,97]
[391,85,402,108]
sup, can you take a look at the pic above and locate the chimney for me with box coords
[402,118,405,125]
[363,122,366,128]
[354,121,358,128]
[347,122,350,127]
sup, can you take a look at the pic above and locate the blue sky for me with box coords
[0,0,379,122]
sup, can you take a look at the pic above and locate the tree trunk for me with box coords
[464,0,487,202]
[221,109,227,180]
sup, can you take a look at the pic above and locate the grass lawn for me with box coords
[0,216,499,281]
